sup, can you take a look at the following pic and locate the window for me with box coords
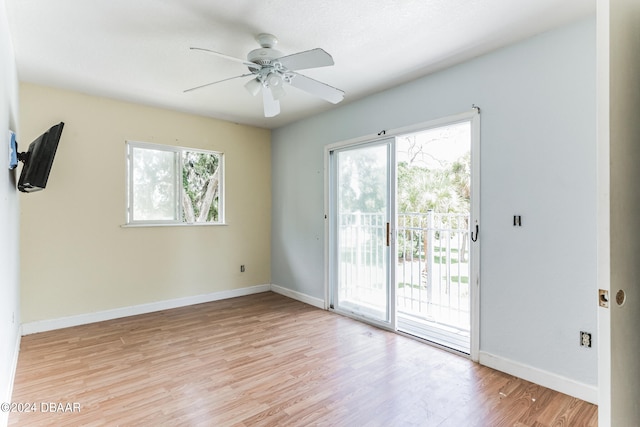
[126,141,224,225]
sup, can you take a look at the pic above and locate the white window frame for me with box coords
[125,140,225,226]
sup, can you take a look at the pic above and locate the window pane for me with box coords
[131,147,177,221]
[182,151,220,223]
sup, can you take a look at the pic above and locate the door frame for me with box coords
[324,108,481,360]
[596,0,640,423]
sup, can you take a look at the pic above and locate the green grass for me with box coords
[433,247,459,253]
[434,256,459,264]
[397,282,423,289]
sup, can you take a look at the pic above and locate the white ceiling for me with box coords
[6,0,594,129]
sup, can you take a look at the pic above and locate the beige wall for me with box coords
[19,83,271,323]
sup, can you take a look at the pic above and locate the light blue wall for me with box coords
[272,18,597,386]
[0,0,21,420]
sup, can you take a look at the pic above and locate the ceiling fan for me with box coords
[185,33,345,118]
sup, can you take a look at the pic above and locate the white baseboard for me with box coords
[270,284,326,309]
[479,351,597,404]
[21,284,271,335]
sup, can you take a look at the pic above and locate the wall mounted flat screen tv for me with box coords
[17,122,65,193]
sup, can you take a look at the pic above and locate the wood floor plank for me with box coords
[9,292,597,426]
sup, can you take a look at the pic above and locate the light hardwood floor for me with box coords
[9,292,597,426]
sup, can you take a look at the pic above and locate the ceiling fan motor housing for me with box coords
[256,33,278,48]
[247,33,282,66]
[247,48,283,66]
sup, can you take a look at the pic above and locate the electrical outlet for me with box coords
[580,331,592,348]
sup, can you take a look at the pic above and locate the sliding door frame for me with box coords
[324,108,480,360]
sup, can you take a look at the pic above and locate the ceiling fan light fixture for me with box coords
[244,78,262,97]
[267,74,286,100]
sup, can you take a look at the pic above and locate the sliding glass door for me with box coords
[329,139,394,326]
[327,110,479,358]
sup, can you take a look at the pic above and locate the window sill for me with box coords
[121,222,228,228]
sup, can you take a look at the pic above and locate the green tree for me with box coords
[338,147,386,213]
[397,136,469,216]
[396,136,470,260]
[182,151,220,223]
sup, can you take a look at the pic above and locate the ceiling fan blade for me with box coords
[288,73,345,104]
[262,87,280,117]
[277,48,334,71]
[190,47,260,70]
[184,73,253,93]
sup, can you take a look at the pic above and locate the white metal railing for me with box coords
[397,211,470,330]
[337,212,387,312]
[337,211,470,331]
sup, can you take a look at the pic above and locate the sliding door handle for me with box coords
[386,222,390,247]
[471,224,479,242]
